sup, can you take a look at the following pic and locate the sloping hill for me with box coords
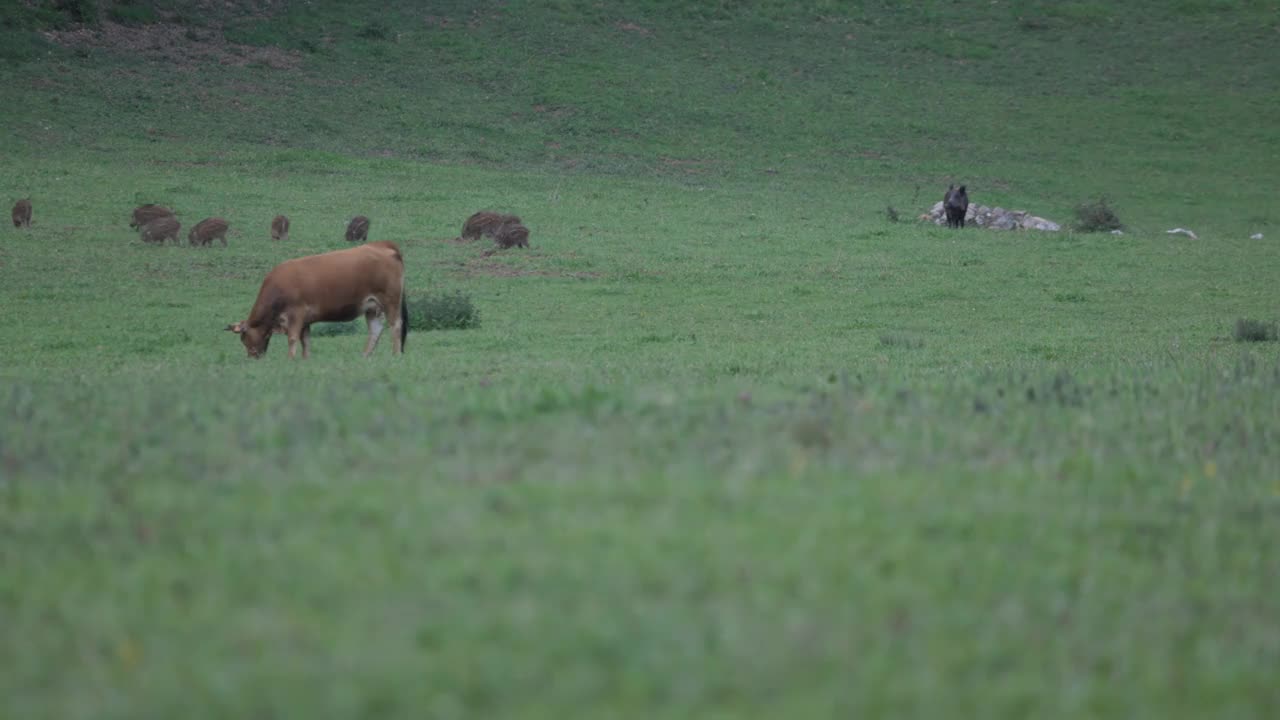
[3,0,1278,226]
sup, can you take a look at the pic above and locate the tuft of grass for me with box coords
[1233,318,1277,342]
[885,204,900,223]
[1073,196,1124,233]
[408,291,480,332]
[106,0,157,26]
[356,20,390,41]
[1017,15,1052,31]
[879,332,924,349]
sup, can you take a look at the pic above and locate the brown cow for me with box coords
[461,211,520,240]
[495,222,530,249]
[189,217,230,246]
[345,215,370,243]
[131,204,175,229]
[12,199,32,228]
[271,214,290,242]
[225,241,409,360]
[140,216,181,244]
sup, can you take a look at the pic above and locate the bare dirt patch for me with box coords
[43,23,300,70]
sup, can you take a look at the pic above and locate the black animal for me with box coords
[461,211,521,241]
[131,204,175,229]
[345,215,370,243]
[12,198,32,228]
[495,222,530,249]
[944,185,969,229]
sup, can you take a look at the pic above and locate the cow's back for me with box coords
[257,242,403,323]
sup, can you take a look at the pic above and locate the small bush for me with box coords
[1233,318,1277,343]
[311,321,360,337]
[1073,196,1124,233]
[885,205,900,223]
[408,292,480,332]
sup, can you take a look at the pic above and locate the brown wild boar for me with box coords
[189,217,230,247]
[11,199,32,228]
[346,215,370,243]
[495,222,530,249]
[271,214,290,242]
[131,204,175,229]
[461,211,520,240]
[140,216,181,244]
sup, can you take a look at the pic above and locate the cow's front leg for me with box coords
[300,325,312,359]
[363,311,385,357]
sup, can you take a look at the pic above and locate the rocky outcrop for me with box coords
[922,202,1061,232]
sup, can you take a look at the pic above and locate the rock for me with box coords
[1166,228,1198,240]
[989,212,1021,230]
[1251,233,1264,240]
[1024,216,1062,232]
[1110,229,1125,235]
[922,201,1061,232]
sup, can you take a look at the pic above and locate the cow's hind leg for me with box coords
[363,310,385,357]
[300,325,312,359]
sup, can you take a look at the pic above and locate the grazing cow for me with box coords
[461,211,520,241]
[11,199,32,228]
[271,214,290,242]
[345,215,370,243]
[131,204,175,229]
[944,185,969,229]
[225,240,409,360]
[140,216,181,244]
[495,222,530,249]
[189,217,230,246]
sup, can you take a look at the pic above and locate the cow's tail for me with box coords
[400,295,409,349]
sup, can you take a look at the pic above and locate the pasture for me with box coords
[2,0,1279,717]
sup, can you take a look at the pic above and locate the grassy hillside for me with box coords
[4,0,1279,226]
[2,1,1279,718]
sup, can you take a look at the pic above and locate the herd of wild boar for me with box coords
[11,185,983,248]
[8,198,536,250]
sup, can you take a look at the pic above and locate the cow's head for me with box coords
[225,321,270,359]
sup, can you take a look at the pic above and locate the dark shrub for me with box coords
[1073,196,1123,233]
[408,292,480,331]
[310,322,360,337]
[1234,318,1277,343]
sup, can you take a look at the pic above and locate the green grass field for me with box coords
[2,1,1279,717]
